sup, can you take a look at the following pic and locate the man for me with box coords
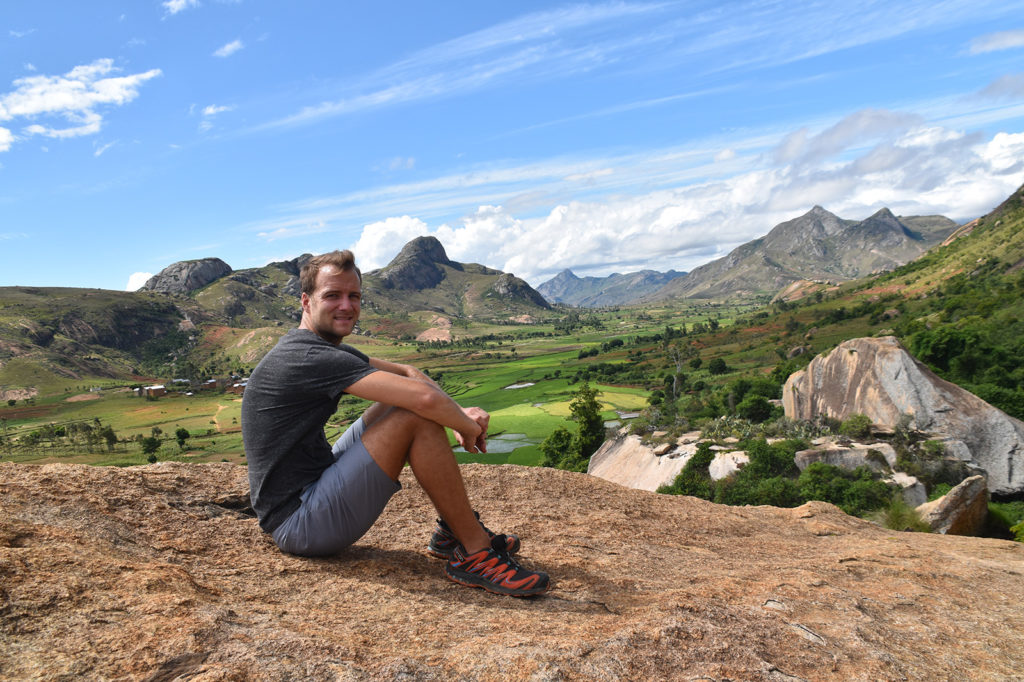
[241,250,548,597]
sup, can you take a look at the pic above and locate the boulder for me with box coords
[587,430,697,491]
[889,472,928,508]
[142,257,232,294]
[709,450,750,481]
[3,462,1024,680]
[915,475,990,536]
[794,441,897,473]
[783,336,1024,494]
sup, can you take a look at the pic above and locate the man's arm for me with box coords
[368,357,441,388]
[347,363,488,453]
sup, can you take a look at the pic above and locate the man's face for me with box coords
[299,265,361,344]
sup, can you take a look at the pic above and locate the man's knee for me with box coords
[366,405,440,436]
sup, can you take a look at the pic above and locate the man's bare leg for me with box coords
[359,404,491,553]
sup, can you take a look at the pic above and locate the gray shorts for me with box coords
[271,417,401,556]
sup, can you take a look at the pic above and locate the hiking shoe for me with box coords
[427,511,520,559]
[445,535,549,597]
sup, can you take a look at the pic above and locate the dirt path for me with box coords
[213,404,228,432]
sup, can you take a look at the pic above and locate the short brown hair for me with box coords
[300,250,362,294]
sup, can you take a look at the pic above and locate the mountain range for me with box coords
[536,269,686,307]
[537,206,958,305]
[0,194,992,394]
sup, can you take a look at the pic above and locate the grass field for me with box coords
[0,300,761,468]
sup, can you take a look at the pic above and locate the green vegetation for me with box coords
[988,501,1024,541]
[539,382,606,472]
[657,439,893,516]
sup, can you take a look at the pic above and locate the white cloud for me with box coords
[336,118,1024,285]
[0,59,161,150]
[773,109,921,165]
[202,104,233,116]
[257,220,329,242]
[9,29,36,38]
[126,272,153,291]
[714,148,736,162]
[565,168,613,183]
[163,0,199,16]
[979,73,1024,100]
[23,63,36,72]
[387,156,415,171]
[970,29,1024,54]
[213,39,244,58]
[350,216,431,270]
[0,127,13,152]
[93,140,116,157]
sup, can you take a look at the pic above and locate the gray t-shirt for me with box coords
[242,328,378,532]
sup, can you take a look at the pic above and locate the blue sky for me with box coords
[2,1,1024,291]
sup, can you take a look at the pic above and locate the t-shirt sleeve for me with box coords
[302,343,377,399]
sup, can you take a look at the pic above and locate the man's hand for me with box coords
[455,406,489,454]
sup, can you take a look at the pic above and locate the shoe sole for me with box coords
[444,568,549,597]
[427,545,454,560]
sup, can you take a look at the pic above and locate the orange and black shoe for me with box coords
[427,511,520,559]
[445,535,549,597]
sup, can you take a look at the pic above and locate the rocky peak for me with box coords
[142,258,232,294]
[377,236,454,290]
[3,461,1023,679]
[490,273,551,309]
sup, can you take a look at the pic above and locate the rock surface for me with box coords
[376,236,453,290]
[3,462,1024,680]
[142,257,233,294]
[916,475,990,536]
[490,273,552,309]
[587,431,697,491]
[794,441,897,474]
[783,336,1024,494]
[709,450,750,481]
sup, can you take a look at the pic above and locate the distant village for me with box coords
[135,375,249,399]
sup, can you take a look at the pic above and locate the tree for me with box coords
[141,436,160,456]
[570,382,605,460]
[708,358,728,375]
[541,382,606,472]
[737,394,772,423]
[175,427,191,450]
[99,425,118,452]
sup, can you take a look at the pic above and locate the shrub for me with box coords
[658,442,714,499]
[928,483,953,501]
[838,413,873,440]
[989,501,1024,542]
[737,394,772,423]
[873,495,931,532]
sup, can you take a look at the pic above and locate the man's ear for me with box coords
[300,292,310,314]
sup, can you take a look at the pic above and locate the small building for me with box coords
[142,385,167,398]
[226,380,248,396]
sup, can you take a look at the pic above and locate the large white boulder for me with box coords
[915,475,990,536]
[587,430,701,491]
[784,337,1024,495]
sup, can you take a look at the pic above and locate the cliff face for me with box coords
[3,462,1023,680]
